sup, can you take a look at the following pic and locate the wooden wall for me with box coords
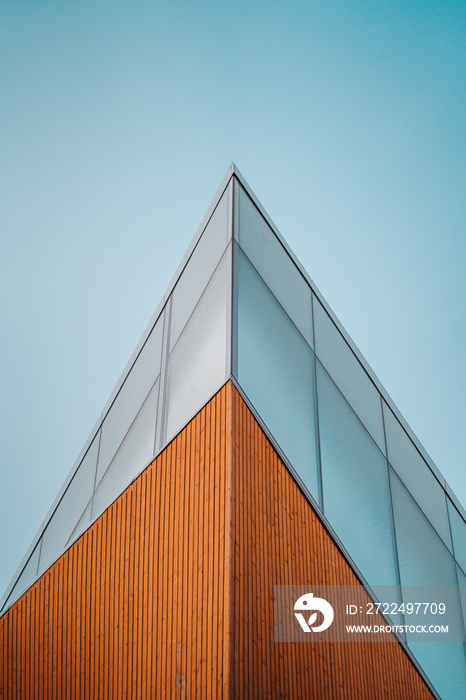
[0,382,434,699]
[228,384,434,699]
[0,385,230,699]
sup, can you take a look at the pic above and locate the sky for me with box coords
[1,0,465,599]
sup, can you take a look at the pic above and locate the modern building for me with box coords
[1,165,465,699]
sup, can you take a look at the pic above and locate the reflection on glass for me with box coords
[313,297,385,453]
[164,251,229,443]
[93,380,159,519]
[236,246,319,501]
[39,434,99,573]
[237,184,313,347]
[317,362,398,588]
[408,642,466,700]
[457,565,466,642]
[96,313,164,483]
[447,498,466,574]
[390,469,466,700]
[384,404,452,550]
[390,468,458,587]
[169,184,230,352]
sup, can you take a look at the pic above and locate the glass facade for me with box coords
[383,402,452,551]
[39,434,100,574]
[2,166,465,698]
[164,249,230,443]
[236,182,314,347]
[313,297,385,453]
[390,470,466,698]
[316,362,398,590]
[233,170,466,700]
[448,497,466,574]
[235,244,319,501]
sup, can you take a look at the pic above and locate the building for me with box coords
[1,165,465,698]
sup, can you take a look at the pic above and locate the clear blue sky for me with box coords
[1,0,465,598]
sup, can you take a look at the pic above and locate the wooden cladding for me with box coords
[1,386,230,699]
[229,384,434,699]
[1,382,434,699]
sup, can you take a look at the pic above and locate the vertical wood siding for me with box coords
[1,382,434,699]
[228,384,434,699]
[0,385,230,700]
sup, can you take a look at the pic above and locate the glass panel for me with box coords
[389,468,466,699]
[2,542,40,611]
[66,500,92,547]
[96,313,163,483]
[39,434,99,573]
[448,499,466,573]
[384,404,452,550]
[390,467,458,586]
[164,250,229,443]
[236,246,319,501]
[316,362,398,588]
[313,296,385,453]
[237,184,313,347]
[169,185,229,352]
[457,565,466,638]
[408,642,466,700]
[93,379,159,519]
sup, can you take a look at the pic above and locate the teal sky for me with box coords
[1,1,465,598]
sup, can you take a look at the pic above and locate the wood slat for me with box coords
[0,385,230,699]
[228,384,435,700]
[0,382,434,699]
